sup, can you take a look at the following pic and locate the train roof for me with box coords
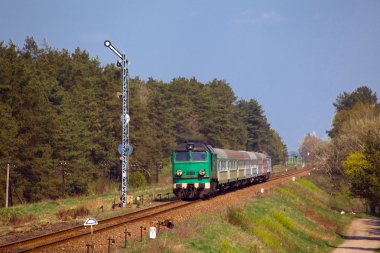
[213,148,268,160]
[174,142,269,160]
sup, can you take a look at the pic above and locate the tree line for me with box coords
[299,86,380,213]
[0,37,287,204]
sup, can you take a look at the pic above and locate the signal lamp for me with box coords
[104,40,111,47]
[199,169,205,176]
[176,170,182,176]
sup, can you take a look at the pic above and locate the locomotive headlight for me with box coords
[199,169,206,176]
[176,170,183,176]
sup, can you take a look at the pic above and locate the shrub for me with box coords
[129,171,147,188]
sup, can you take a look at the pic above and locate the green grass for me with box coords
[0,180,175,233]
[120,174,364,253]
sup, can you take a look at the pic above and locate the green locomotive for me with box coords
[172,142,271,199]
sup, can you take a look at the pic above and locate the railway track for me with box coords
[0,167,311,253]
[0,200,194,253]
[270,167,311,181]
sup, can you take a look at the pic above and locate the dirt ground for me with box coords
[332,218,380,253]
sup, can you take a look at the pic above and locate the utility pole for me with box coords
[61,166,65,197]
[60,162,65,197]
[5,164,9,208]
[104,40,130,208]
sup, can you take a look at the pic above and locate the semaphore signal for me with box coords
[104,40,130,208]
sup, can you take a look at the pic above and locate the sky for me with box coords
[1,0,380,152]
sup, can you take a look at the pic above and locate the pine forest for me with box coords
[0,38,287,204]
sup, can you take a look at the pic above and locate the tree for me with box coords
[315,85,380,212]
[129,171,147,188]
[206,80,247,149]
[329,86,378,138]
[298,133,323,163]
[237,99,271,152]
[269,129,288,165]
[333,86,377,112]
[0,42,19,164]
[343,133,380,213]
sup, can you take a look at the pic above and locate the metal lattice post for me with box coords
[104,40,129,208]
[121,53,129,208]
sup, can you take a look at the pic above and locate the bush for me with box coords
[129,171,147,188]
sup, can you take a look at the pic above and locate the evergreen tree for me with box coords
[237,99,271,152]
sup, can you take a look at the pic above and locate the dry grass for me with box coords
[300,224,336,241]
[56,206,90,221]
[8,213,36,226]
[302,207,338,231]
[227,206,249,230]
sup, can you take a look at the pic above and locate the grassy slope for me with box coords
[126,174,363,253]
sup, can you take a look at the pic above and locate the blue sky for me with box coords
[1,0,380,151]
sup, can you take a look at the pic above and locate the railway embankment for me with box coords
[0,169,372,252]
[129,172,368,253]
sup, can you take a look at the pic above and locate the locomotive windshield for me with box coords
[175,152,190,161]
[192,151,207,161]
[174,151,207,161]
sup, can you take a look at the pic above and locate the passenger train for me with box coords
[172,142,271,199]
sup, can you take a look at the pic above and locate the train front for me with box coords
[172,142,212,199]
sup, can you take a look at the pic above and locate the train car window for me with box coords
[220,160,227,171]
[175,152,190,161]
[192,151,207,161]
[232,161,237,170]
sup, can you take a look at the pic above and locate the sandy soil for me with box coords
[332,219,380,253]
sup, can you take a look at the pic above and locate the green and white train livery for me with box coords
[172,142,271,199]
